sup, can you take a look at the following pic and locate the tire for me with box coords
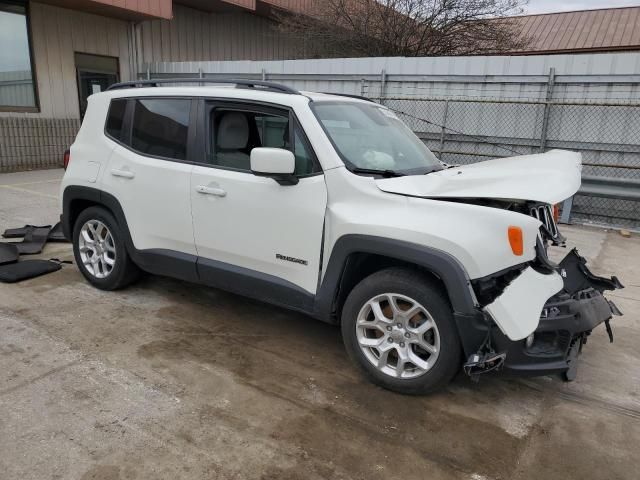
[341,267,461,395]
[72,206,140,290]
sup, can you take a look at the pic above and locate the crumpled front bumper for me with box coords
[491,249,623,379]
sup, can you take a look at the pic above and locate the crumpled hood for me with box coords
[375,149,582,205]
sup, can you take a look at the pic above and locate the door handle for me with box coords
[196,185,227,197]
[111,169,135,179]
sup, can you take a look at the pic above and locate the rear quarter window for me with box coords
[105,99,127,141]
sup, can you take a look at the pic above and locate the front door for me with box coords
[190,101,327,298]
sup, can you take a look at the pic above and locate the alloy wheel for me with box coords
[355,293,440,379]
[78,219,116,279]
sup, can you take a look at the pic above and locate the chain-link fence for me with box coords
[376,96,640,230]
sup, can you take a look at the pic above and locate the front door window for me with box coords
[207,104,320,176]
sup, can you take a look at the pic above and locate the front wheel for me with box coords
[341,268,461,395]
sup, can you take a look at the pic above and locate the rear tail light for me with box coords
[553,204,560,222]
[63,149,70,170]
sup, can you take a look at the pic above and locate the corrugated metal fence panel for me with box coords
[147,52,640,100]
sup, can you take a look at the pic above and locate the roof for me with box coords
[508,6,640,54]
[35,0,173,20]
[175,0,313,16]
[37,0,310,20]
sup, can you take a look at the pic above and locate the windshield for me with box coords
[312,102,443,176]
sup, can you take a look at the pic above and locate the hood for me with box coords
[375,150,582,205]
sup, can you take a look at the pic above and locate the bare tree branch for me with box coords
[275,0,531,58]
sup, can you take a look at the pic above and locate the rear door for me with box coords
[102,97,196,258]
[190,100,327,298]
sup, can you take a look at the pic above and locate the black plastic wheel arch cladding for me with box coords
[312,235,488,356]
[314,234,479,319]
[63,185,200,283]
[61,186,102,240]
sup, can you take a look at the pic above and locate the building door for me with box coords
[75,53,119,118]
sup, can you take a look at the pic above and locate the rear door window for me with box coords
[130,99,191,160]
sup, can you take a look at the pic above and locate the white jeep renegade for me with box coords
[60,79,623,394]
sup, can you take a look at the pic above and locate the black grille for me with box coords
[530,204,564,245]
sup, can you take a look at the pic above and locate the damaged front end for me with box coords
[489,248,624,381]
[465,210,624,382]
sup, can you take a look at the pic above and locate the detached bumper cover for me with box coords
[484,267,564,341]
[494,249,623,377]
[494,288,620,376]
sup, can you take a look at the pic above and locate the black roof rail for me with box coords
[320,92,376,103]
[106,78,299,95]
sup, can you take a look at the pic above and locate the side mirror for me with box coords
[250,148,298,186]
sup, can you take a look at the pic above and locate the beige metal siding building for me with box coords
[0,0,303,171]
[137,4,299,64]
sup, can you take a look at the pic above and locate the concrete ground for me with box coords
[1,168,639,480]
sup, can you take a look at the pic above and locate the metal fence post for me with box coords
[539,67,556,152]
[438,100,450,160]
[380,69,387,104]
[261,68,267,81]
[560,197,574,224]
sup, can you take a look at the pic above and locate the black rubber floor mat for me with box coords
[0,243,19,266]
[15,226,52,255]
[2,224,51,239]
[48,222,68,242]
[0,260,61,283]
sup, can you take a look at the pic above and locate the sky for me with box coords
[524,0,638,15]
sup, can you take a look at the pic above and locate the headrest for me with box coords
[217,112,249,150]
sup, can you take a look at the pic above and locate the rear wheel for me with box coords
[341,268,461,394]
[72,206,140,290]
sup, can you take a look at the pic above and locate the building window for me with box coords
[0,1,37,110]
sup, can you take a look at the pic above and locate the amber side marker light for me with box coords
[508,226,524,256]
